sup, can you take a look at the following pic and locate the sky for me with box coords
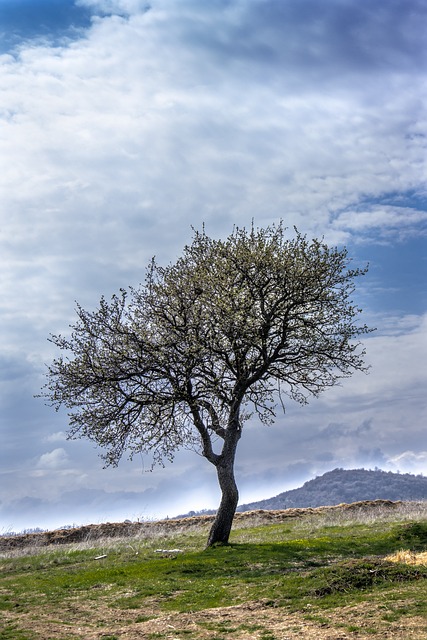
[0,0,426,533]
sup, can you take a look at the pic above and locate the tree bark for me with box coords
[207,458,239,546]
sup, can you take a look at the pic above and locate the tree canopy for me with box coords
[42,223,372,545]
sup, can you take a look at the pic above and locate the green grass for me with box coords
[0,623,37,640]
[1,509,427,639]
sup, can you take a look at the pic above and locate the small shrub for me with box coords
[311,558,427,597]
[392,522,427,547]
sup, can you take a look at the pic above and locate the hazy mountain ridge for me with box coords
[237,468,427,512]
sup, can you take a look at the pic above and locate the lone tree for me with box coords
[42,223,372,546]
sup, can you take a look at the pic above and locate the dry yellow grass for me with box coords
[385,549,427,565]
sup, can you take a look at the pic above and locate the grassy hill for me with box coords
[238,468,427,512]
[1,500,427,639]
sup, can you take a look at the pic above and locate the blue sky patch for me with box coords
[0,0,92,51]
[354,237,427,316]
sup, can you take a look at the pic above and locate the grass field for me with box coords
[1,501,427,639]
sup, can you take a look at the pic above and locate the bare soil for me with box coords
[2,593,426,639]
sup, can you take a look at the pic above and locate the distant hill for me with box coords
[237,468,427,512]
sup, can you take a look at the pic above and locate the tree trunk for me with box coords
[207,459,239,546]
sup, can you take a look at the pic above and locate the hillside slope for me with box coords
[238,468,427,512]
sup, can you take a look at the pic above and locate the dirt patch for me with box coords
[3,596,426,639]
[0,500,403,552]
[141,601,426,640]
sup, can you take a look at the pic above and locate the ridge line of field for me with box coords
[0,499,409,551]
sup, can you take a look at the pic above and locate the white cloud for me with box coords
[0,6,425,362]
[334,205,427,242]
[36,448,70,470]
[44,431,67,443]
[387,451,427,475]
[316,312,427,404]
[1,3,425,247]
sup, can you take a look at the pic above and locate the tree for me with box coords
[41,223,372,546]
